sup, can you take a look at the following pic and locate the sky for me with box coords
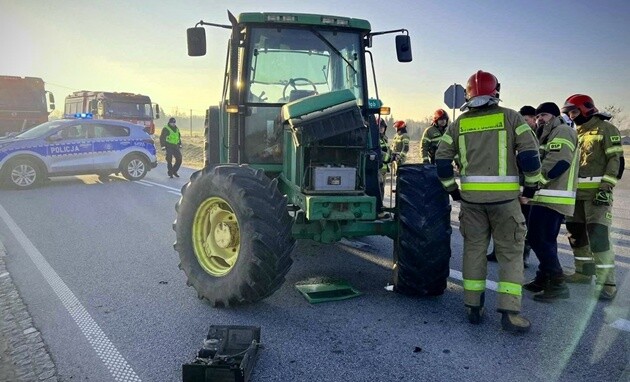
[1,0,629,125]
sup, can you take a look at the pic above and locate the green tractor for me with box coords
[175,11,451,306]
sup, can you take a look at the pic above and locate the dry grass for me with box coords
[154,134,206,170]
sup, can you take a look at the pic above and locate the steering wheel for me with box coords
[282,77,318,100]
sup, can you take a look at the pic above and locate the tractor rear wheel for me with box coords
[392,164,451,296]
[174,164,295,306]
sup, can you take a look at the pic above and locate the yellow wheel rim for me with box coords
[192,197,240,276]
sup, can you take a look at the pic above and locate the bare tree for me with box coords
[603,105,628,132]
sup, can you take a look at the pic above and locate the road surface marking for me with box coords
[134,181,153,187]
[168,191,181,196]
[610,319,630,332]
[138,179,181,192]
[0,204,142,382]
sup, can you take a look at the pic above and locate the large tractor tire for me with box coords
[392,164,451,296]
[174,164,295,306]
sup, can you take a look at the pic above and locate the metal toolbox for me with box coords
[311,166,357,191]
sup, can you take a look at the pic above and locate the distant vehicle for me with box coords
[0,114,157,189]
[0,75,56,136]
[64,91,160,135]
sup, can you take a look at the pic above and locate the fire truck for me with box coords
[0,75,56,136]
[64,91,160,134]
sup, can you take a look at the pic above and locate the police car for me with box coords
[0,114,157,189]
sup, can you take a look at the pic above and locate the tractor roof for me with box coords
[237,12,371,31]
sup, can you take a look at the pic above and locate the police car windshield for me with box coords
[16,121,67,139]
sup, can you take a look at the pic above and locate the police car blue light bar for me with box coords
[63,113,94,119]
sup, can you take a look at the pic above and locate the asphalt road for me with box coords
[0,164,628,381]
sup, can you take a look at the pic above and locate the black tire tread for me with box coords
[393,164,451,296]
[174,164,295,306]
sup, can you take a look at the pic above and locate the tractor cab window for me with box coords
[243,27,364,163]
[246,27,364,104]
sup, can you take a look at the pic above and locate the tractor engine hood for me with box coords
[280,89,365,146]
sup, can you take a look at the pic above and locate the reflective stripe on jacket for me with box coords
[530,116,579,216]
[380,136,391,173]
[574,116,623,200]
[421,125,444,163]
[390,132,410,162]
[435,105,541,203]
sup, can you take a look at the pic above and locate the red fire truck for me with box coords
[64,91,159,134]
[0,75,56,136]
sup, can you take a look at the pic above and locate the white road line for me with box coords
[0,272,9,278]
[168,191,181,196]
[134,181,153,187]
[0,204,142,382]
[610,319,630,332]
[138,179,182,192]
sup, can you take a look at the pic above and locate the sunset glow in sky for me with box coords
[1,0,629,124]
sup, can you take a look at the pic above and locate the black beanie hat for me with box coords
[535,102,561,117]
[519,105,536,117]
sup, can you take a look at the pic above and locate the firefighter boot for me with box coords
[466,292,485,325]
[565,263,595,284]
[533,276,570,302]
[500,312,531,333]
[565,246,594,284]
[596,284,617,301]
[523,274,549,293]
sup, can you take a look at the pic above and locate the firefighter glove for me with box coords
[593,190,612,206]
[449,188,462,202]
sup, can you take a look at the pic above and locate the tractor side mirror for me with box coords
[395,35,412,63]
[48,92,56,110]
[187,27,207,56]
[155,104,160,119]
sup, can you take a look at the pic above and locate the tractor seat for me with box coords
[289,90,317,102]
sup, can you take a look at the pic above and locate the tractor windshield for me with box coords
[246,27,364,104]
[243,26,364,164]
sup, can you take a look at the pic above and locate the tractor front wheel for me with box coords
[393,164,451,296]
[174,165,295,306]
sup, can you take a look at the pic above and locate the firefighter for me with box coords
[390,120,410,173]
[160,117,183,178]
[376,117,392,218]
[487,104,538,266]
[522,102,578,302]
[519,105,537,130]
[378,117,392,186]
[435,70,541,333]
[561,94,624,300]
[421,109,449,164]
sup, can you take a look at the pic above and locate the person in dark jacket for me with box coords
[159,117,182,178]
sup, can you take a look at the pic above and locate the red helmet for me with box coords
[432,109,449,124]
[561,94,598,117]
[465,70,500,99]
[393,120,406,130]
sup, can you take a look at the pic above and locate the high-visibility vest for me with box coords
[164,125,180,145]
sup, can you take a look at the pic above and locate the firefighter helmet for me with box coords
[432,109,449,124]
[465,70,500,99]
[561,94,598,117]
[393,120,406,130]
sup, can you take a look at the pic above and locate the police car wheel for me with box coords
[392,164,451,296]
[121,155,149,181]
[6,159,42,190]
[174,164,295,307]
